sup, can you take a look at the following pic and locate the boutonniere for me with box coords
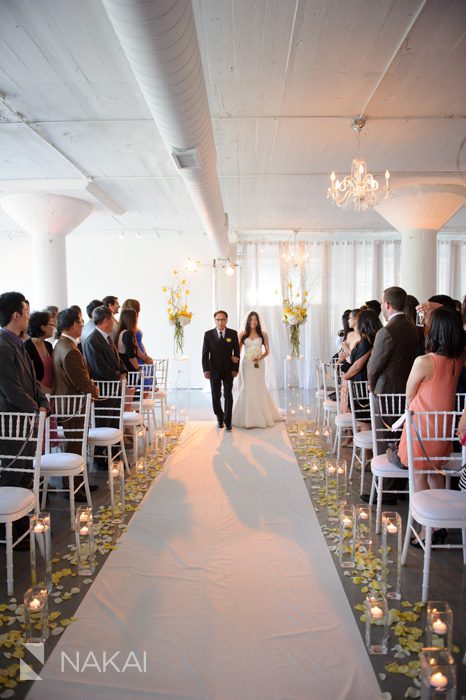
[226,337,232,343]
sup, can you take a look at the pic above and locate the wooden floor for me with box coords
[1,389,465,699]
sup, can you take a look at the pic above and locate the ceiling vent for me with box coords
[171,148,201,170]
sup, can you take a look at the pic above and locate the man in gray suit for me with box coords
[361,286,419,503]
[0,292,50,483]
[0,292,50,545]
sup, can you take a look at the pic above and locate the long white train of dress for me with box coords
[232,337,282,428]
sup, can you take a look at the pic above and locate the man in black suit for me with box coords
[83,306,125,381]
[202,310,240,431]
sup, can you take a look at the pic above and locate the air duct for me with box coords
[101,0,229,258]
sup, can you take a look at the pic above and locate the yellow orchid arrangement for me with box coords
[163,270,193,355]
[282,282,309,357]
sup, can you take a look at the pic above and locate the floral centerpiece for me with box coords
[282,282,309,358]
[163,271,193,356]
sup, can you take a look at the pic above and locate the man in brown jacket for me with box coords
[54,307,99,498]
[363,286,419,504]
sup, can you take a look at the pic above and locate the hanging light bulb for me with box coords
[225,261,235,276]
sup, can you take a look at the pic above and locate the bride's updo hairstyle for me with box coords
[243,311,265,343]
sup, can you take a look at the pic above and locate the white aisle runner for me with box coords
[30,422,381,700]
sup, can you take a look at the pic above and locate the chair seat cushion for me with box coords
[153,391,167,400]
[371,454,406,477]
[335,413,353,426]
[40,452,85,473]
[323,399,337,410]
[88,428,123,444]
[354,430,373,447]
[0,487,35,517]
[123,411,144,425]
[143,399,155,409]
[411,489,466,524]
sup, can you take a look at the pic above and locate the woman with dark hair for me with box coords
[24,311,55,394]
[117,309,141,373]
[398,307,465,544]
[232,311,282,428]
[342,310,382,383]
[121,298,152,365]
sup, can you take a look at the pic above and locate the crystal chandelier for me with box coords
[281,231,309,267]
[327,117,390,212]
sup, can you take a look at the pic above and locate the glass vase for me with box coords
[381,511,402,600]
[339,504,356,567]
[75,506,95,576]
[24,586,49,643]
[426,601,453,652]
[420,648,456,699]
[365,594,389,654]
[30,512,52,593]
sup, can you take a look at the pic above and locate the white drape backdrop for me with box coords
[239,237,465,390]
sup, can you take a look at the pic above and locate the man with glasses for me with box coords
[0,292,51,547]
[202,310,240,431]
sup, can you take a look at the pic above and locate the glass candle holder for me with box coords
[321,425,332,453]
[136,457,147,488]
[426,601,453,652]
[309,456,322,491]
[365,594,389,654]
[109,460,125,524]
[75,506,95,576]
[30,512,52,593]
[24,586,49,643]
[357,505,373,551]
[339,504,356,568]
[382,511,402,600]
[335,458,347,502]
[156,430,166,458]
[420,648,456,699]
[325,459,338,521]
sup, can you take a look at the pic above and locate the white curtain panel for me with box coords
[437,240,466,300]
[239,239,402,390]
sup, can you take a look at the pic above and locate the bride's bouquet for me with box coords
[282,282,309,358]
[163,271,193,355]
[244,345,260,368]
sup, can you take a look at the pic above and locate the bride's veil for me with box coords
[234,310,280,407]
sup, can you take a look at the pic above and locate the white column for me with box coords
[1,193,93,309]
[376,183,466,302]
[399,228,437,301]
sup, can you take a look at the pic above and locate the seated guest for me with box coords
[338,308,360,368]
[405,294,425,357]
[24,311,55,394]
[342,309,382,425]
[54,307,99,496]
[121,298,152,365]
[81,299,103,345]
[117,309,142,373]
[102,295,120,342]
[397,307,465,545]
[83,306,126,381]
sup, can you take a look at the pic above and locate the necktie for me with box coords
[219,331,224,342]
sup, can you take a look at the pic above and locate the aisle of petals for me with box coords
[287,422,462,700]
[0,426,183,698]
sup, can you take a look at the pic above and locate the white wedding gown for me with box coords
[232,337,282,428]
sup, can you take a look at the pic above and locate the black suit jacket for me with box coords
[83,328,125,381]
[0,330,50,413]
[367,314,419,394]
[202,328,240,380]
[24,338,53,382]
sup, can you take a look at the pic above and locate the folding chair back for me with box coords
[369,392,406,457]
[46,394,92,458]
[92,380,126,431]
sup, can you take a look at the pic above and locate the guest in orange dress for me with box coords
[398,307,465,542]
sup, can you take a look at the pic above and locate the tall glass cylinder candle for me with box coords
[29,512,52,593]
[365,594,389,654]
[136,457,147,489]
[420,648,456,699]
[325,459,338,520]
[382,511,402,600]
[426,601,453,652]
[156,430,166,458]
[357,505,373,550]
[339,504,356,568]
[309,456,322,491]
[75,506,95,576]
[335,458,347,502]
[109,460,125,524]
[24,586,49,643]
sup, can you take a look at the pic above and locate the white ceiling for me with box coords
[0,0,465,241]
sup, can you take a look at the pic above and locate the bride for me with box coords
[232,311,282,428]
